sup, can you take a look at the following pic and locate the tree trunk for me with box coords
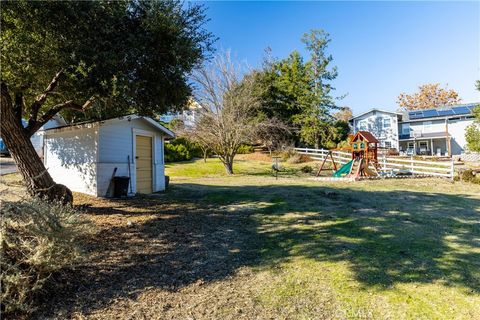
[222,154,234,174]
[1,85,73,204]
[203,148,208,163]
[224,161,233,174]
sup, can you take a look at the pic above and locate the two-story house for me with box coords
[349,109,401,150]
[350,103,478,156]
[398,104,476,156]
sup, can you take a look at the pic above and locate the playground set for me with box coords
[316,131,381,180]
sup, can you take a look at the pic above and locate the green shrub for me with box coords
[237,144,254,154]
[164,137,210,162]
[278,149,297,161]
[300,165,313,173]
[336,139,351,149]
[460,169,480,184]
[165,143,191,162]
[1,198,87,316]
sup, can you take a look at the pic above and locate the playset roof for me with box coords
[352,131,379,143]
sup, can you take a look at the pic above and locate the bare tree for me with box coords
[188,52,260,174]
[255,117,291,155]
[333,106,353,122]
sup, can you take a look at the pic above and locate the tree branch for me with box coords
[26,95,97,137]
[29,70,64,127]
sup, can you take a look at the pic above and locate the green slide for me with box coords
[333,160,353,177]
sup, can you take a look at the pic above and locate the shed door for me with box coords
[135,135,153,194]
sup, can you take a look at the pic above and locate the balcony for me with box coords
[399,131,448,140]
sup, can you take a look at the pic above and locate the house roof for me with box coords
[400,103,478,122]
[44,114,175,138]
[353,131,379,143]
[349,108,402,121]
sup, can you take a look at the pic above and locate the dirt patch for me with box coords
[32,190,264,319]
[0,173,27,201]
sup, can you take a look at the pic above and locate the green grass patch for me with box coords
[166,157,480,319]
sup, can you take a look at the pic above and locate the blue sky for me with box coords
[198,1,480,115]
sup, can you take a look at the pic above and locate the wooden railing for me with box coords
[294,148,454,180]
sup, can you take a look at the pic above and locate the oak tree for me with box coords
[0,0,214,202]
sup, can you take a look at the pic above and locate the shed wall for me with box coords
[97,118,165,196]
[31,118,65,159]
[44,126,98,195]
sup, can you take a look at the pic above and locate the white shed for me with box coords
[31,115,67,158]
[43,115,174,197]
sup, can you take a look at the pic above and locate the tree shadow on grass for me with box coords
[36,182,480,318]
[36,189,263,318]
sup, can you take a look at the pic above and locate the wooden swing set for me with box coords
[315,131,381,178]
[315,151,337,177]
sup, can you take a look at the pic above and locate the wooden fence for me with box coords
[294,147,454,180]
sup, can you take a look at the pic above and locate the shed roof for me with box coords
[353,131,379,143]
[44,114,175,137]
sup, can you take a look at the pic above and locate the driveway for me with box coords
[0,157,18,175]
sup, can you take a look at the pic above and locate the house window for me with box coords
[423,121,432,128]
[402,123,410,135]
[384,141,392,149]
[359,121,367,131]
[407,142,414,149]
[383,118,391,128]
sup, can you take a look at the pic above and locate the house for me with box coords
[159,99,201,127]
[43,114,174,197]
[350,103,478,156]
[349,109,401,150]
[398,104,477,156]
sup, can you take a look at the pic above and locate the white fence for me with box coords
[294,147,454,180]
[295,148,351,164]
[460,152,480,162]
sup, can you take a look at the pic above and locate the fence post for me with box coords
[451,158,455,181]
[410,156,414,176]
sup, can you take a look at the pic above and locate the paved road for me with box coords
[0,157,18,175]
